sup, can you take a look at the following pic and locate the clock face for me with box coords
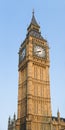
[19,48,26,62]
[34,45,46,58]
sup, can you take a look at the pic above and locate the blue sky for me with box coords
[0,1,65,130]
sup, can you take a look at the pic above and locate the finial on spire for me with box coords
[57,108,60,121]
[13,113,16,120]
[32,9,34,16]
[8,116,11,125]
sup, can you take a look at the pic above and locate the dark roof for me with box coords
[26,11,47,42]
[27,11,40,30]
[30,11,40,27]
[52,116,65,122]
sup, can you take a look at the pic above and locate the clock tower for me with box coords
[16,12,52,130]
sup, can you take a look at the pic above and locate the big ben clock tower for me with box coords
[16,11,52,130]
[8,11,65,130]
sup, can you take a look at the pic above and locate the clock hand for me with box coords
[36,50,41,52]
